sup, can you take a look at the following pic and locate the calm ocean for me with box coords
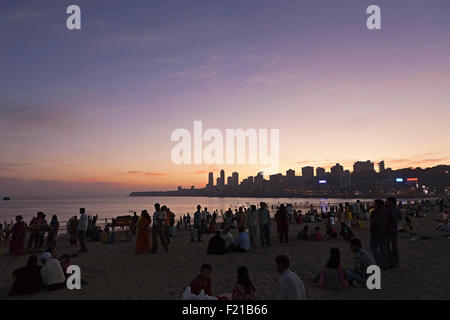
[0,195,375,225]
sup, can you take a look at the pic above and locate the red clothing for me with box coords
[190,275,212,296]
[313,231,324,241]
[10,221,27,256]
[232,283,256,300]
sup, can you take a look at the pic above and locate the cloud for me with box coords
[123,171,171,176]
[384,157,450,168]
[143,172,171,176]
[0,100,74,134]
[0,176,176,196]
[0,162,30,172]
[0,176,132,196]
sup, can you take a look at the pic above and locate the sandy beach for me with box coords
[1,209,450,300]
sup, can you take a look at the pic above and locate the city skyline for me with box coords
[195,160,447,189]
[1,0,450,196]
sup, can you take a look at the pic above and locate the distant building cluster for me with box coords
[175,161,450,198]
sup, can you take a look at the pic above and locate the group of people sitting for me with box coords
[206,226,250,254]
[8,249,73,296]
[312,238,375,289]
[186,254,306,300]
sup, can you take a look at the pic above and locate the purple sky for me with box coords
[1,0,449,195]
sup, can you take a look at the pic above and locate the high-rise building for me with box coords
[227,176,232,185]
[232,172,239,186]
[316,167,326,177]
[255,171,264,184]
[378,161,385,173]
[220,170,225,186]
[301,166,314,180]
[286,169,295,178]
[330,163,344,175]
[208,172,214,187]
[353,160,375,174]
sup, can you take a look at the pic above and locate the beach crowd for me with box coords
[1,197,449,299]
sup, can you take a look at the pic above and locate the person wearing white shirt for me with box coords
[222,226,234,249]
[247,205,259,248]
[40,252,66,290]
[257,202,271,246]
[275,255,306,300]
[151,203,168,253]
[230,227,250,252]
[77,208,88,253]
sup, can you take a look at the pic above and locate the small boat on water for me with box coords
[3,197,10,201]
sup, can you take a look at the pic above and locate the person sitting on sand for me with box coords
[9,255,43,296]
[325,224,338,239]
[207,231,227,255]
[297,225,309,240]
[232,266,256,300]
[275,255,306,300]
[436,211,447,223]
[346,239,374,287]
[190,263,213,296]
[437,219,450,232]
[340,221,354,241]
[208,217,217,233]
[222,227,234,250]
[40,252,66,290]
[311,226,323,241]
[230,227,250,252]
[59,254,71,276]
[317,247,349,290]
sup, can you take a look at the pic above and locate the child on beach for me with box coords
[311,226,324,241]
[190,264,213,296]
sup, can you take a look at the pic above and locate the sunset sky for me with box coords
[1,0,449,196]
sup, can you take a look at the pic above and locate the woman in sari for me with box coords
[135,210,151,254]
[318,247,349,290]
[46,215,60,250]
[10,215,27,257]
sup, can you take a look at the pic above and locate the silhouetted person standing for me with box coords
[151,203,168,253]
[193,205,202,242]
[257,202,271,246]
[369,200,388,269]
[386,197,400,268]
[275,204,289,243]
[78,208,88,253]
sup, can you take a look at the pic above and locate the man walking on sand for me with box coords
[78,208,88,253]
[369,199,389,269]
[386,197,400,268]
[257,202,271,246]
[247,205,259,248]
[151,203,168,253]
